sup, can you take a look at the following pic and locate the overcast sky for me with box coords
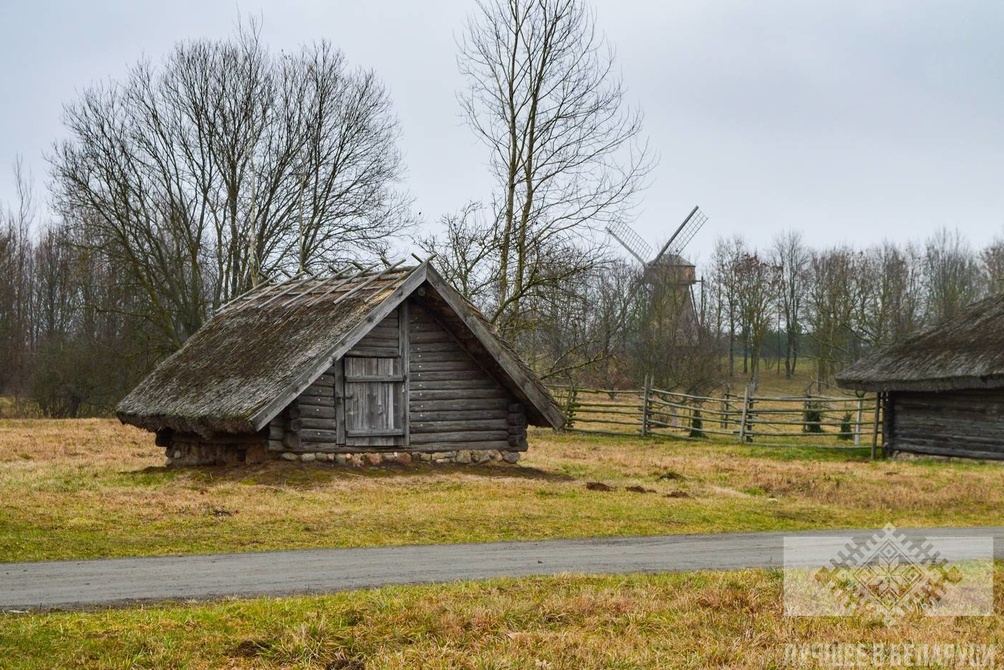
[1,0,1002,270]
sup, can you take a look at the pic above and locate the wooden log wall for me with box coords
[291,369,339,452]
[409,302,526,452]
[890,390,1004,460]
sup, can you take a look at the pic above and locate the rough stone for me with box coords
[348,454,364,467]
[502,451,520,464]
[280,452,299,462]
[396,452,412,465]
[472,451,490,464]
[433,458,452,464]
[418,452,432,462]
[455,450,472,464]
[300,453,316,463]
[365,453,382,466]
[488,450,502,461]
[335,454,348,465]
[431,451,456,461]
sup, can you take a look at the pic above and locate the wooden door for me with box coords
[343,356,406,447]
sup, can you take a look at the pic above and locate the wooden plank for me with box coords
[410,350,475,364]
[411,379,499,391]
[411,388,509,401]
[298,395,335,408]
[346,435,400,448]
[299,429,341,442]
[410,398,510,412]
[409,370,491,382]
[346,347,399,358]
[302,385,335,398]
[412,409,509,422]
[410,341,462,353]
[410,419,509,433]
[345,375,407,383]
[410,361,483,373]
[409,430,510,444]
[299,404,336,420]
[269,424,284,440]
[300,417,339,431]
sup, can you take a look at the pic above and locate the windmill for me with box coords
[606,205,708,332]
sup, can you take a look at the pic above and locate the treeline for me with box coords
[528,227,1003,394]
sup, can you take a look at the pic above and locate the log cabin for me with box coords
[117,262,564,466]
[836,292,1004,460]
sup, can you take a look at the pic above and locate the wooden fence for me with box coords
[550,383,883,451]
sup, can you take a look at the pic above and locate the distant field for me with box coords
[0,419,1002,563]
[4,570,1003,669]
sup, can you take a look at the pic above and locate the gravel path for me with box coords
[3,526,1001,611]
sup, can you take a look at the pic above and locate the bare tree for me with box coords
[457,0,653,337]
[854,242,924,348]
[805,247,857,388]
[769,231,808,378]
[52,21,409,353]
[708,236,746,378]
[924,228,983,324]
[733,252,780,383]
[982,237,1004,295]
[0,160,36,399]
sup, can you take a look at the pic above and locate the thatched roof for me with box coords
[836,292,1004,392]
[117,263,564,436]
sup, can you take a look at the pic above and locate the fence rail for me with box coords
[550,383,882,450]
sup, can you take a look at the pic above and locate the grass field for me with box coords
[1,419,1003,563]
[3,417,1004,668]
[3,570,1002,669]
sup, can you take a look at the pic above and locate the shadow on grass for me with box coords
[124,461,576,489]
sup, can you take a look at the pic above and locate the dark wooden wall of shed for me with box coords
[889,390,1004,460]
[409,301,526,452]
[271,297,528,454]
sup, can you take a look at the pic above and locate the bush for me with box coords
[838,412,854,441]
[689,408,705,439]
[803,401,824,434]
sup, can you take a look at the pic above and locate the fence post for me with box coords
[738,384,751,443]
[641,375,652,437]
[854,398,864,446]
[871,393,882,460]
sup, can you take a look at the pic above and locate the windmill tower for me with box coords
[607,205,708,340]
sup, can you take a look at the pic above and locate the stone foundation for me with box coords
[279,449,521,465]
[166,444,520,467]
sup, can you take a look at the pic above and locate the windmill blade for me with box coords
[606,221,654,266]
[652,206,707,264]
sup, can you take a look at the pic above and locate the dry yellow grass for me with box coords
[1,419,1002,562]
[3,569,1003,668]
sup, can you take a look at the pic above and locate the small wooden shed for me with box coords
[117,263,564,466]
[837,292,1004,460]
